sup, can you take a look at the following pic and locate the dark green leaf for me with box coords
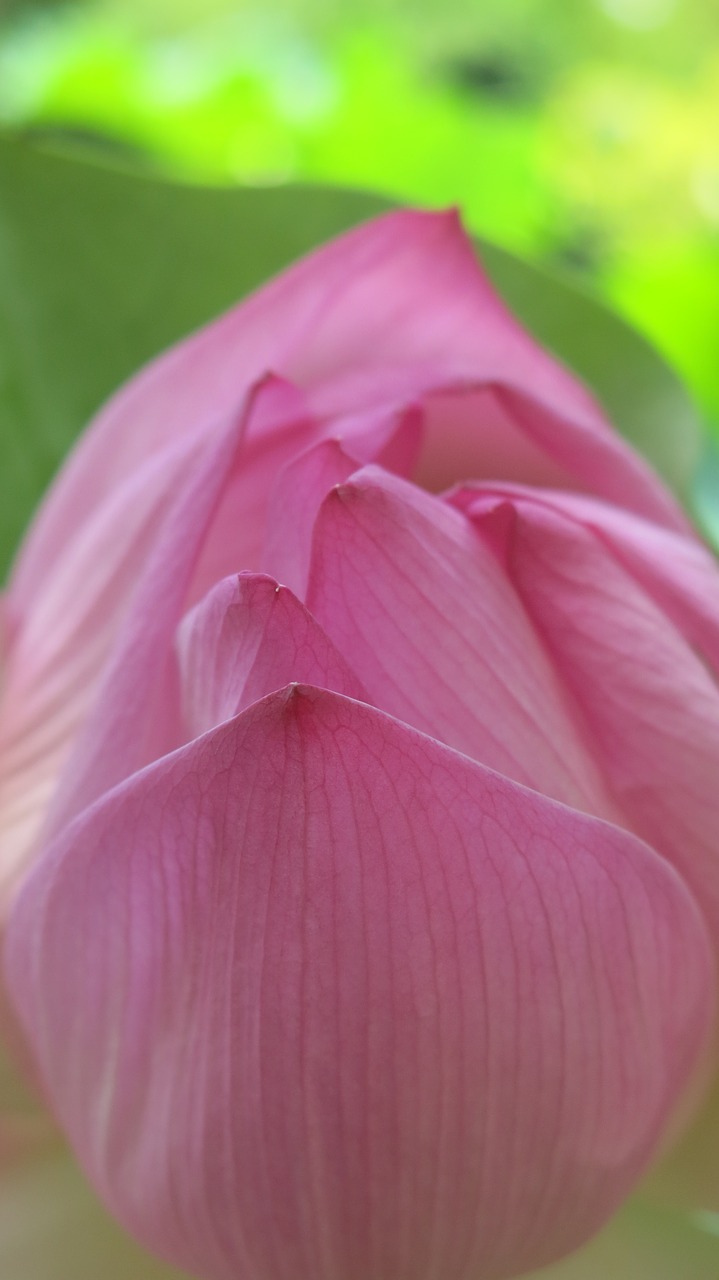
[525,1198,719,1280]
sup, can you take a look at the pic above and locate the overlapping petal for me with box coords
[306,466,617,817]
[0,433,202,908]
[399,382,685,528]
[13,377,315,861]
[466,483,719,670]
[455,486,719,1209]
[176,572,366,738]
[12,210,684,617]
[6,688,713,1280]
[262,409,421,597]
[461,488,719,939]
[5,210,467,600]
[261,439,368,598]
[37,418,246,842]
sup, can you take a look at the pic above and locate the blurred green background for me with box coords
[1,0,717,427]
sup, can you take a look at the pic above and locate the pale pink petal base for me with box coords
[6,689,713,1280]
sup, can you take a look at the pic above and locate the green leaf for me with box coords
[525,1198,719,1280]
[0,133,702,578]
[0,1152,191,1279]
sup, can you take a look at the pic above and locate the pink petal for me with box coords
[306,466,617,817]
[261,439,361,598]
[176,572,367,738]
[8,211,460,602]
[412,385,579,493]
[314,399,422,476]
[0,432,203,908]
[6,688,713,1280]
[261,408,423,598]
[38,432,242,838]
[12,210,683,612]
[465,490,719,940]
[0,372,319,915]
[402,383,686,529]
[455,482,719,671]
[6,376,320,876]
[346,402,423,477]
[183,375,319,590]
[459,487,719,1211]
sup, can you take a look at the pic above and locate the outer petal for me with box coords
[35,376,322,857]
[459,488,719,1212]
[0,374,320,911]
[306,466,617,818]
[6,688,713,1280]
[0,433,202,905]
[176,572,367,737]
[12,210,683,610]
[36,419,243,842]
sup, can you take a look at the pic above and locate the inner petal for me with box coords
[413,387,578,494]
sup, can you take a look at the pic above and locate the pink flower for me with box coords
[0,209,717,1279]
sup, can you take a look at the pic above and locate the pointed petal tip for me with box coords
[373,203,475,258]
[328,481,355,504]
[268,680,336,715]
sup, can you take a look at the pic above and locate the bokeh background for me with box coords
[1,0,717,430]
